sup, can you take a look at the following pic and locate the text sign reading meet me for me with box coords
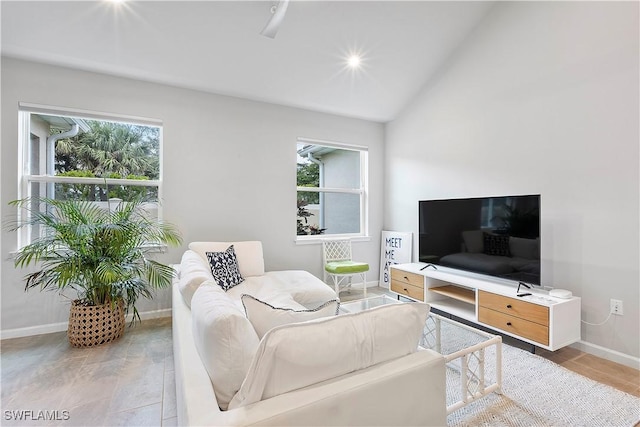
[379,231,412,288]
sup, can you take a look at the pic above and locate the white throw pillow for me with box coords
[190,284,260,410]
[241,294,339,339]
[189,241,265,277]
[254,292,309,310]
[177,250,214,307]
[228,302,430,409]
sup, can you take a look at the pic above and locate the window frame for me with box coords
[295,137,369,244]
[16,103,164,248]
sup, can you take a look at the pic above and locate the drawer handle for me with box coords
[506,322,512,326]
[404,288,408,292]
[404,276,409,281]
[506,304,512,309]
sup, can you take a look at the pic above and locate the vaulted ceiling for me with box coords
[1,1,495,122]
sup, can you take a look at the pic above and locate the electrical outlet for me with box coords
[610,299,624,316]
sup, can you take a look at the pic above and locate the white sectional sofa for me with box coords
[172,241,447,426]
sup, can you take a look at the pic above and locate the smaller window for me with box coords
[296,138,368,240]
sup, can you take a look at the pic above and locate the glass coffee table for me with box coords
[339,294,401,313]
[340,295,502,414]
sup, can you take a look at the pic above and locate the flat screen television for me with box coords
[418,194,541,286]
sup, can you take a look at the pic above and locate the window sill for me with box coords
[295,235,371,245]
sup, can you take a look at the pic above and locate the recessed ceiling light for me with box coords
[347,54,362,69]
[336,48,368,78]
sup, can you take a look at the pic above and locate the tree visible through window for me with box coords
[54,120,159,201]
[296,139,367,238]
[18,106,162,245]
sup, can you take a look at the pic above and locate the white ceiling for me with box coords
[1,1,495,122]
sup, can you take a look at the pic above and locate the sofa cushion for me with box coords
[189,241,265,277]
[228,302,430,409]
[324,260,369,274]
[253,292,308,310]
[226,270,337,309]
[241,294,339,339]
[206,245,245,291]
[190,283,260,410]
[178,250,214,308]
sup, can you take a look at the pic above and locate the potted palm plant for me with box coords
[8,197,182,347]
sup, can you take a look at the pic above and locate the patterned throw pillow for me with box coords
[206,245,244,291]
[483,233,511,257]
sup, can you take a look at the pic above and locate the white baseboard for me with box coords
[326,280,379,290]
[133,308,172,322]
[571,340,640,370]
[0,308,171,340]
[363,280,379,289]
[1,321,69,340]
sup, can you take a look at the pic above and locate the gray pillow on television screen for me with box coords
[509,236,539,260]
[462,230,484,253]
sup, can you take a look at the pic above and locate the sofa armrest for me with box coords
[236,349,447,426]
[173,284,447,426]
[173,283,223,425]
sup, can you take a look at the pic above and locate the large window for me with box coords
[296,138,368,240]
[17,104,162,246]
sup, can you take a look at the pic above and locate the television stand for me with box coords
[390,263,581,351]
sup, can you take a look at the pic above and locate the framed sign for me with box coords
[379,231,412,288]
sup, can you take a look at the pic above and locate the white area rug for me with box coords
[439,322,640,427]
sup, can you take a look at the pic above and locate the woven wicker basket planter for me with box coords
[68,299,125,348]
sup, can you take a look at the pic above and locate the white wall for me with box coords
[385,2,639,361]
[1,57,384,335]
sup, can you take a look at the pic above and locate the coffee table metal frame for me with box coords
[422,312,502,413]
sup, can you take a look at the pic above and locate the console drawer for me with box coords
[478,290,549,326]
[390,280,424,302]
[479,307,549,346]
[390,269,424,289]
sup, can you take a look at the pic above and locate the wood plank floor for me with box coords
[536,346,640,397]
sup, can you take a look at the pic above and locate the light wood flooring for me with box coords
[536,346,640,397]
[1,287,638,426]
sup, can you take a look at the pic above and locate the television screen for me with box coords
[419,195,541,286]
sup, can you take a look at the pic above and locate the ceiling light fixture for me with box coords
[347,54,362,69]
[260,0,290,39]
